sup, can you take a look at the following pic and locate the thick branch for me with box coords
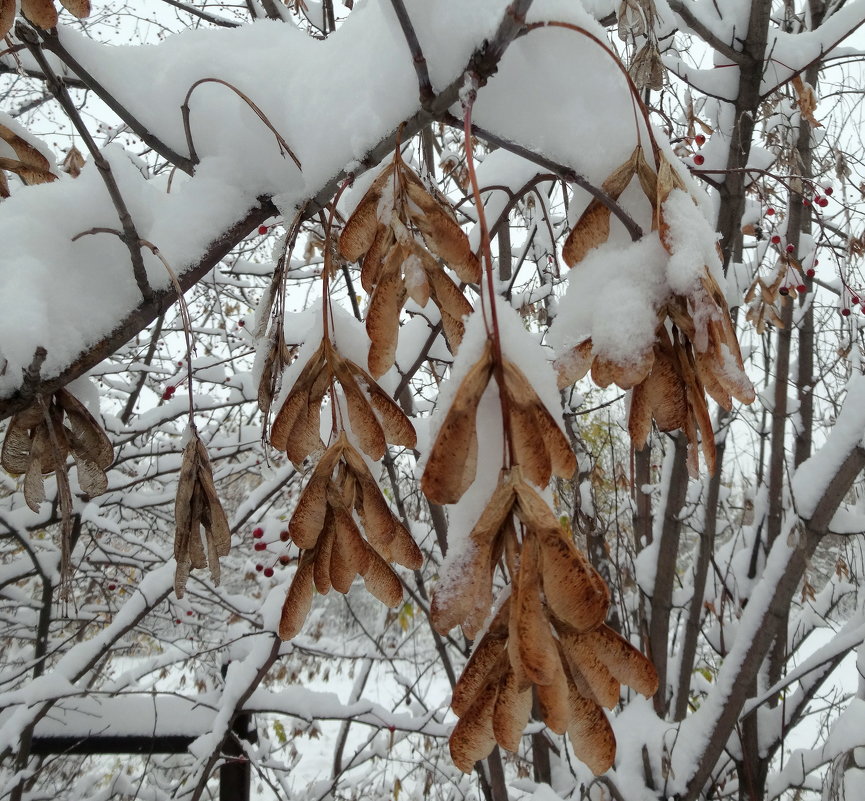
[667,0,746,66]
[389,0,434,107]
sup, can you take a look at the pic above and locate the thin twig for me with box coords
[388,0,434,108]
[181,78,301,170]
[17,23,154,303]
[36,29,195,174]
[667,0,745,66]
[160,0,241,27]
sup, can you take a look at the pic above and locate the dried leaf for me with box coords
[791,74,822,128]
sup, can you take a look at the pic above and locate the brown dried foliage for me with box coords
[432,467,657,773]
[557,148,754,474]
[1,388,113,511]
[270,336,416,467]
[278,432,423,639]
[0,122,57,196]
[173,431,232,599]
[421,341,576,505]
[338,151,480,376]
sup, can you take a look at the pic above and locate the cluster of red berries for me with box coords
[252,527,292,575]
[162,385,176,401]
[692,134,707,166]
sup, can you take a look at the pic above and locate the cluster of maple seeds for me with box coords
[555,144,755,475]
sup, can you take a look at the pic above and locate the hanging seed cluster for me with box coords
[338,149,480,376]
[269,317,420,633]
[555,146,755,474]
[173,431,232,598]
[2,388,112,510]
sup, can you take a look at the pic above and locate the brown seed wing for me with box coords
[21,0,58,28]
[73,456,108,498]
[360,226,394,292]
[563,202,611,267]
[0,0,15,38]
[440,309,467,353]
[332,356,386,461]
[492,662,532,752]
[628,381,653,450]
[270,341,326,452]
[23,427,48,512]
[643,341,688,432]
[194,438,231,557]
[403,172,481,284]
[558,629,620,708]
[536,527,609,632]
[513,537,560,686]
[452,631,507,717]
[449,676,499,773]
[554,340,594,389]
[313,509,336,594]
[347,360,417,449]
[421,345,493,505]
[591,348,654,390]
[58,0,91,17]
[289,443,342,548]
[366,270,406,378]
[360,544,403,607]
[535,648,572,735]
[278,554,316,640]
[423,252,473,322]
[339,164,394,262]
[583,625,659,698]
[330,504,369,593]
[1,411,41,475]
[566,682,617,775]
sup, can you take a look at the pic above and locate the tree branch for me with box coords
[667,0,745,66]
[388,0,434,108]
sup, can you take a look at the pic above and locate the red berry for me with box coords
[253,527,264,539]
[824,186,833,196]
[177,360,184,367]
[842,308,851,316]
[254,542,266,551]
[806,268,815,277]
[279,555,291,566]
[161,387,175,401]
[852,296,860,305]
[786,244,795,253]
[258,225,269,235]
[255,563,264,572]
[797,284,807,293]
[814,259,819,266]
[174,619,181,625]
[779,286,789,296]
[187,610,194,616]
[238,319,245,327]
[766,207,776,216]
[107,583,116,591]
[803,198,811,206]
[693,154,705,166]
[695,134,706,146]
[771,235,781,244]
[263,567,274,578]
[817,197,829,208]
[279,529,289,542]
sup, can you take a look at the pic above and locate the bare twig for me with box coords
[17,23,154,303]
[388,0,434,107]
[181,78,301,170]
[667,0,745,66]
[160,0,241,27]
[36,30,196,174]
